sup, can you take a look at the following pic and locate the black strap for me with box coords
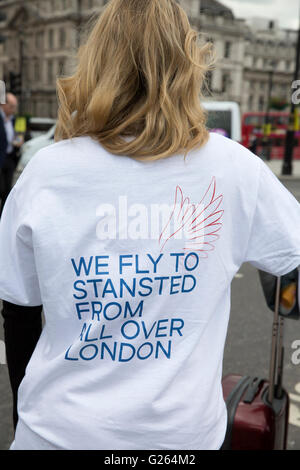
[221,376,251,450]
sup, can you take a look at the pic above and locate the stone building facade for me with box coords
[242,19,297,113]
[180,0,297,113]
[179,0,246,105]
[0,0,297,117]
[0,0,107,117]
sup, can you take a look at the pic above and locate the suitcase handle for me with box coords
[243,377,264,404]
[268,276,284,404]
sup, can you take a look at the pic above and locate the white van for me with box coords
[202,101,241,143]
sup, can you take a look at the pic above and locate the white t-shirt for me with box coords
[0,133,299,450]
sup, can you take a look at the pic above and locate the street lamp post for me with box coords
[282,2,300,175]
[19,34,24,115]
[0,12,7,92]
[263,61,275,161]
[266,70,274,127]
[77,0,83,48]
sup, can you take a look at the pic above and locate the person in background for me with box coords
[0,0,299,451]
[0,93,23,216]
[249,134,258,155]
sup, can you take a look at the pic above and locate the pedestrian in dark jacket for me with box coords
[0,93,22,216]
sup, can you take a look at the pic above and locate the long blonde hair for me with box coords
[55,0,214,161]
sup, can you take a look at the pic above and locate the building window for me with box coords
[37,31,44,50]
[48,29,54,50]
[280,83,287,97]
[51,99,56,118]
[204,70,213,95]
[48,1,52,12]
[34,60,40,82]
[32,100,37,117]
[48,100,52,117]
[221,73,231,93]
[259,96,265,111]
[35,33,39,50]
[58,59,65,75]
[263,59,269,69]
[59,28,66,48]
[23,61,29,84]
[224,41,231,59]
[248,95,253,110]
[47,59,53,84]
[269,21,275,30]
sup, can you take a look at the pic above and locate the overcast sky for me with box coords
[222,0,299,30]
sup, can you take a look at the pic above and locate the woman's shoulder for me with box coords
[33,135,96,160]
[207,131,256,157]
[206,132,262,174]
[13,136,98,194]
[22,136,99,172]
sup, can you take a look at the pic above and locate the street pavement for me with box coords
[0,168,299,451]
[267,160,300,181]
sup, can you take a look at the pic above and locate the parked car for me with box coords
[27,117,57,139]
[16,123,56,174]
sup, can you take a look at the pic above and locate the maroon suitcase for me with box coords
[221,277,290,450]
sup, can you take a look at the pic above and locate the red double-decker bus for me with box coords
[242,112,300,160]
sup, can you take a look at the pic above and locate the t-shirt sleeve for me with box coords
[0,187,42,306]
[244,160,300,276]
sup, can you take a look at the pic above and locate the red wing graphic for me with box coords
[159,177,224,257]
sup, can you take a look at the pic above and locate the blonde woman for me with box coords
[0,0,299,451]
